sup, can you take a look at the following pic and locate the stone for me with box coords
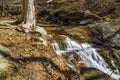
[92,22,120,45]
[0,45,12,57]
[47,34,53,40]
[90,22,120,68]
[32,37,45,42]
[32,26,47,37]
[80,19,93,25]
[47,0,53,3]
[32,37,48,46]
[0,45,15,79]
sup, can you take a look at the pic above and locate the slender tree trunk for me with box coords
[21,0,36,32]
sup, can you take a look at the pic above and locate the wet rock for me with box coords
[52,35,67,50]
[108,49,120,70]
[81,68,114,80]
[90,22,120,69]
[75,61,86,68]
[91,22,120,46]
[65,27,91,42]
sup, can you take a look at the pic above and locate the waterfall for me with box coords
[51,35,120,80]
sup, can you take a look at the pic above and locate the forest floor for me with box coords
[0,17,72,80]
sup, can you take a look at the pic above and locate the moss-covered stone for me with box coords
[0,45,15,80]
[81,68,115,80]
[53,35,66,50]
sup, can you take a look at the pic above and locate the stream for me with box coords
[51,35,120,80]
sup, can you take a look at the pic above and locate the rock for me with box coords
[0,45,15,79]
[80,19,93,25]
[16,26,30,33]
[47,34,53,40]
[32,26,48,46]
[91,22,120,46]
[75,61,86,67]
[52,35,67,50]
[0,45,12,57]
[65,27,90,42]
[32,37,48,46]
[32,26,47,37]
[32,37,45,42]
[90,22,120,69]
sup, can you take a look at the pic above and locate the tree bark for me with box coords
[21,0,36,32]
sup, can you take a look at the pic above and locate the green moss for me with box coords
[98,50,113,68]
[68,57,75,63]
[80,68,115,80]
[54,36,66,50]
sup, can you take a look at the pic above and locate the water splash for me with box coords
[51,35,120,80]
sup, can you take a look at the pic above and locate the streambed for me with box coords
[51,35,120,80]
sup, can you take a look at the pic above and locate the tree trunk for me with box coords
[21,0,36,32]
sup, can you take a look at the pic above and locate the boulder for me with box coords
[32,26,48,46]
[32,26,47,37]
[91,22,120,46]
[90,22,120,68]
[0,45,15,79]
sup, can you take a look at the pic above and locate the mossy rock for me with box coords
[81,68,115,80]
[53,35,67,50]
[0,45,15,80]
[32,26,47,36]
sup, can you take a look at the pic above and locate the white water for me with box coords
[52,36,120,80]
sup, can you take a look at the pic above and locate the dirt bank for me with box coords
[0,18,72,80]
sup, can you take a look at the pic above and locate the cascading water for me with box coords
[51,35,120,80]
